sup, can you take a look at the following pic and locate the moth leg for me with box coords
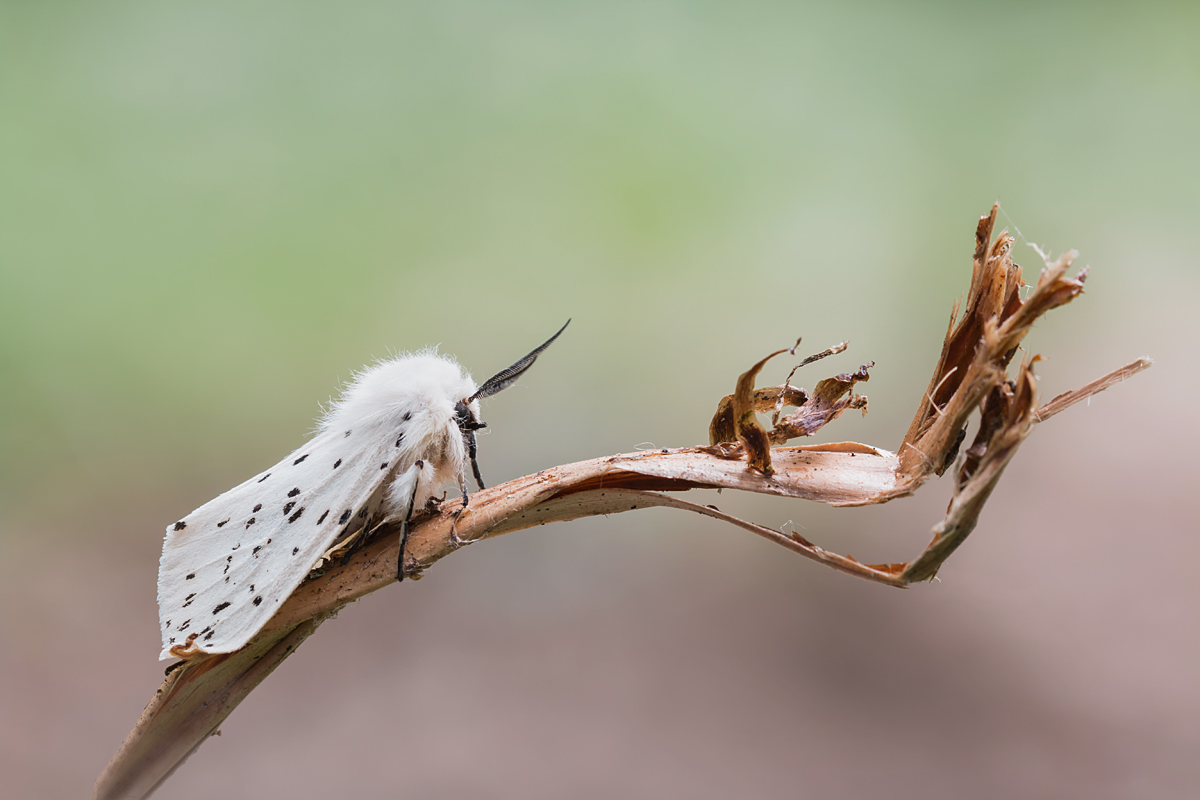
[339,514,386,566]
[397,461,424,582]
[468,427,486,492]
[338,520,369,566]
[451,470,468,551]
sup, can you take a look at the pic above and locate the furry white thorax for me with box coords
[320,352,481,514]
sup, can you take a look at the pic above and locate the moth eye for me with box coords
[173,521,186,531]
[293,454,309,465]
[317,510,329,524]
[257,473,271,483]
[288,488,300,498]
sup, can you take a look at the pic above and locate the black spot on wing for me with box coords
[258,473,271,483]
[245,517,256,529]
[338,510,352,524]
[182,593,196,608]
[293,454,309,465]
[253,596,263,606]
[288,487,300,497]
[358,507,368,519]
[213,602,231,614]
[402,412,411,421]
[231,543,240,551]
[333,459,342,469]
[395,433,404,447]
[186,573,195,580]
[253,504,262,513]
[203,630,214,641]
[177,619,191,631]
[217,519,229,528]
[292,547,299,555]
[317,509,329,524]
[173,521,186,531]
[344,430,352,437]
[252,545,262,555]
[380,462,389,470]
[288,507,304,523]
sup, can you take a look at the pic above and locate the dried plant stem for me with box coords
[92,205,1148,800]
[1036,357,1153,422]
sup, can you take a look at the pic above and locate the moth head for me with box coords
[455,319,570,491]
[453,399,486,432]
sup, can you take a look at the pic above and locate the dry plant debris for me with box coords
[92,204,1151,800]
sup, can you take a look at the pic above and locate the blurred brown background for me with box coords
[1,1,1195,798]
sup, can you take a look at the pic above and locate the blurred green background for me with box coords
[2,2,1195,798]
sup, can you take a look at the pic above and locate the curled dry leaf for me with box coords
[895,204,1088,492]
[707,340,871,471]
[728,348,790,474]
[93,204,1151,800]
[770,362,872,443]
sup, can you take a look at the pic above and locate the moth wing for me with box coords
[157,426,403,660]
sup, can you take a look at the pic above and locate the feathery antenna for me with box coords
[470,319,570,401]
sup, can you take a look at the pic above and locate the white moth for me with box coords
[157,321,569,661]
